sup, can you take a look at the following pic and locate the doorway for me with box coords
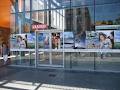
[35,30,64,68]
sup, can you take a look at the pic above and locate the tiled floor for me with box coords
[0,66,120,90]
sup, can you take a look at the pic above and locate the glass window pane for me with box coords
[72,0,94,7]
[51,0,62,9]
[11,0,15,13]
[52,52,63,65]
[10,51,21,65]
[38,52,50,65]
[11,51,35,66]
[25,0,30,11]
[10,14,16,34]
[32,11,49,31]
[64,52,94,70]
[18,0,24,12]
[29,51,35,66]
[32,0,45,10]
[95,3,120,26]
[96,52,120,71]
[96,0,120,5]
[65,6,94,32]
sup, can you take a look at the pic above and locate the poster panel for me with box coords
[10,34,27,49]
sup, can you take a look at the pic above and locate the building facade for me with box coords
[10,0,120,72]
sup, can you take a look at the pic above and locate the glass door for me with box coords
[35,31,51,66]
[51,32,64,66]
[35,30,64,67]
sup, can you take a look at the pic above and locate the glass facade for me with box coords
[10,0,120,72]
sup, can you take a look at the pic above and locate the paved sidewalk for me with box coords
[0,66,120,90]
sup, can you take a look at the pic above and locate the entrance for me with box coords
[35,30,64,68]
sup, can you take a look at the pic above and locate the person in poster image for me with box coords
[52,33,56,49]
[75,31,86,49]
[56,33,61,49]
[2,42,9,65]
[108,31,114,49]
[99,32,112,58]
[17,35,26,49]
[52,33,60,49]
[99,32,112,49]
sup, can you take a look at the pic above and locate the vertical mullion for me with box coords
[93,0,96,70]
[23,0,25,34]
[15,0,19,34]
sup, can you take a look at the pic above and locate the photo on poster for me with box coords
[27,33,35,49]
[114,30,120,49]
[52,33,61,49]
[97,30,114,49]
[61,32,74,49]
[86,31,99,49]
[38,33,49,49]
[74,31,86,49]
[10,34,27,49]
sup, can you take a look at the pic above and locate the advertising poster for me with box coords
[74,31,86,49]
[52,33,61,49]
[27,33,50,49]
[62,32,74,49]
[10,34,27,49]
[27,33,35,49]
[114,30,120,49]
[86,31,99,49]
[38,33,49,49]
[97,30,114,49]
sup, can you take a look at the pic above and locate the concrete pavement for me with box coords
[0,66,120,90]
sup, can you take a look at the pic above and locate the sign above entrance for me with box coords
[32,24,48,30]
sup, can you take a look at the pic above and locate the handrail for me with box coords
[10,49,120,53]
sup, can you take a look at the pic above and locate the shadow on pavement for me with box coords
[0,66,120,90]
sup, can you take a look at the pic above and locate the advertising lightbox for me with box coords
[10,34,27,49]
[74,31,86,49]
[62,32,74,49]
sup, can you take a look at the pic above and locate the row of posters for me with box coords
[10,30,120,49]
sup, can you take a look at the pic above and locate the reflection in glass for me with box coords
[65,52,94,70]
[18,0,23,12]
[38,52,50,65]
[95,3,120,26]
[65,7,94,32]
[32,0,45,10]
[52,52,63,65]
[11,51,35,66]
[10,14,16,34]
[25,0,30,11]
[10,51,21,65]
[96,53,120,71]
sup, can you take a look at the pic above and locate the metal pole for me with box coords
[93,0,96,70]
[70,0,72,68]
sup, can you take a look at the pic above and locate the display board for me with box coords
[27,33,35,49]
[62,32,74,49]
[10,30,120,51]
[10,34,27,49]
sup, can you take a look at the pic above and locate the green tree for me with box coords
[115,17,120,25]
[101,20,107,25]
[108,20,113,25]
